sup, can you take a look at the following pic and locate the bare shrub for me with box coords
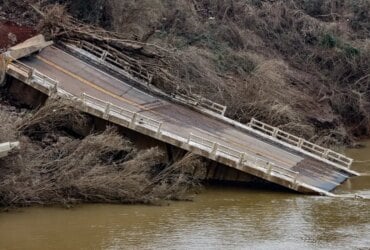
[14,0,370,146]
[0,99,205,207]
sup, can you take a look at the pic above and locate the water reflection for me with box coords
[0,142,369,250]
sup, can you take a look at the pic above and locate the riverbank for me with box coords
[1,142,369,248]
[0,180,369,249]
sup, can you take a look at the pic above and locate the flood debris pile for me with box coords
[0,99,205,208]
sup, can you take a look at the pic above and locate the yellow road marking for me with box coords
[36,54,297,167]
[36,55,146,110]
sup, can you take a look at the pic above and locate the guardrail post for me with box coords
[322,149,330,159]
[238,153,245,165]
[272,128,279,138]
[103,102,111,119]
[267,162,273,175]
[80,93,87,111]
[49,83,58,96]
[156,122,163,136]
[211,142,218,156]
[293,173,299,186]
[27,67,34,79]
[221,106,227,116]
[297,138,304,148]
[30,68,35,78]
[187,133,192,144]
[101,50,108,61]
[130,112,138,129]
[347,159,353,169]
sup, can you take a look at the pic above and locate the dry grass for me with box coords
[10,0,370,146]
[0,99,205,208]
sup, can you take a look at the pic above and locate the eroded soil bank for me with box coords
[0,21,35,51]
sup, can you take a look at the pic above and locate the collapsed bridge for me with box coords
[1,36,360,195]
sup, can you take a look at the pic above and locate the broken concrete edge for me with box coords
[8,35,54,60]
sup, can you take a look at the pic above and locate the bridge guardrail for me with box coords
[67,40,153,84]
[10,60,32,73]
[174,93,227,116]
[63,92,303,187]
[81,93,162,132]
[248,118,353,168]
[33,70,59,89]
[62,41,227,117]
[8,60,59,95]
[187,133,299,182]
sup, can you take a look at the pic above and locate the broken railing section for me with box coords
[0,142,20,158]
[61,40,228,117]
[248,118,353,169]
[173,92,227,116]
[62,39,153,85]
[7,35,53,60]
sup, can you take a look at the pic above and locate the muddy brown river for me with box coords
[0,142,369,250]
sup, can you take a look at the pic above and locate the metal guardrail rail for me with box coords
[248,118,353,168]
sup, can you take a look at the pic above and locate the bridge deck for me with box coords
[10,46,356,194]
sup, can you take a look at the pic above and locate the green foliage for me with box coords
[320,34,338,48]
[320,34,360,58]
[342,44,360,57]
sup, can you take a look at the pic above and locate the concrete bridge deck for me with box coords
[3,42,359,195]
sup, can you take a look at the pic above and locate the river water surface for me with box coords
[0,142,369,250]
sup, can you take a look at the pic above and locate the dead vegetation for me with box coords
[0,99,205,208]
[2,0,369,146]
